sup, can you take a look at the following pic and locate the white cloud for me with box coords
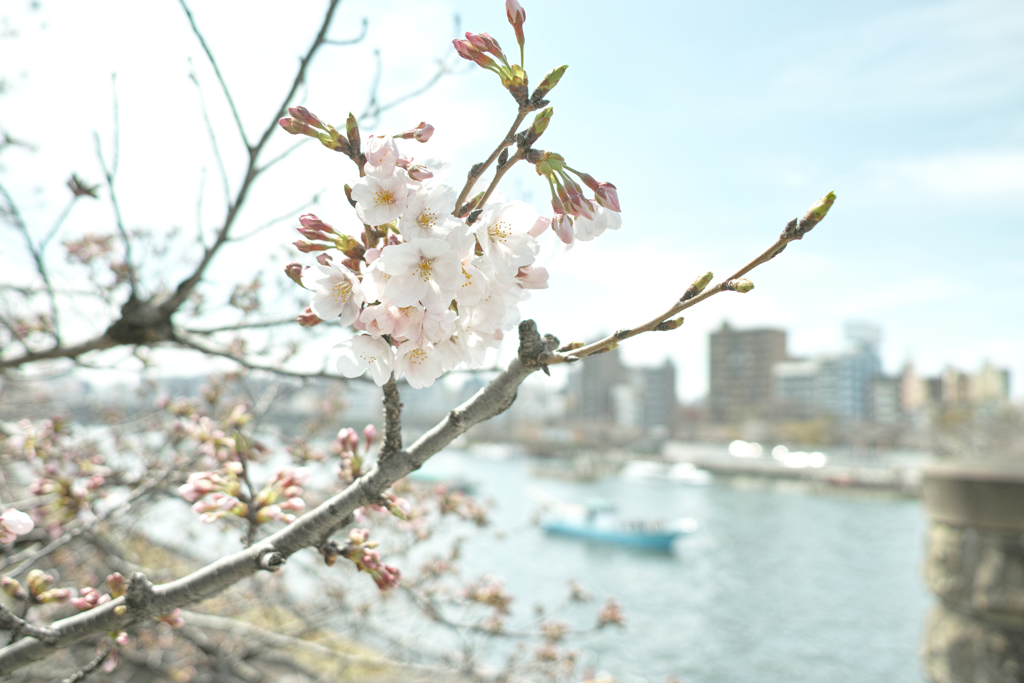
[867,151,1024,199]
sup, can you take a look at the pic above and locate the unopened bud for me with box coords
[278,118,318,137]
[655,316,685,331]
[296,307,322,327]
[288,106,325,130]
[506,0,526,49]
[2,577,26,601]
[284,263,304,287]
[345,114,361,153]
[465,32,507,64]
[407,164,434,181]
[299,214,336,234]
[297,226,332,241]
[334,234,366,260]
[792,191,836,237]
[552,214,573,244]
[532,65,567,101]
[316,253,332,266]
[682,271,713,301]
[722,279,754,293]
[293,240,330,253]
[106,573,127,599]
[594,182,620,212]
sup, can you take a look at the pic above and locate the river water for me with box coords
[415,448,930,683]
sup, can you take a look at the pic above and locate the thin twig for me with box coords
[229,190,325,242]
[177,0,250,149]
[323,17,367,46]
[454,109,530,213]
[550,193,837,364]
[59,639,114,683]
[161,0,343,316]
[93,130,138,295]
[183,317,298,335]
[0,182,64,344]
[188,60,232,209]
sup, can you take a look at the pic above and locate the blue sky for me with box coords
[1,0,1022,400]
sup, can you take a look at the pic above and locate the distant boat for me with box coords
[619,460,713,486]
[539,498,698,552]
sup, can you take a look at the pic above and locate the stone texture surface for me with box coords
[923,511,1024,680]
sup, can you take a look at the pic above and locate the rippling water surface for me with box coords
[420,449,930,683]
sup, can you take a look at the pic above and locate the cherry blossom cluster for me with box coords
[179,463,310,526]
[1,569,71,604]
[251,466,310,524]
[277,0,621,389]
[463,575,513,614]
[340,528,401,591]
[334,425,376,483]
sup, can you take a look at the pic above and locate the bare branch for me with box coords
[0,601,57,644]
[188,59,232,208]
[550,192,838,364]
[0,182,64,344]
[177,0,250,149]
[323,16,367,46]
[0,334,117,370]
[161,0,343,316]
[59,639,114,683]
[93,130,138,295]
[183,317,299,335]
[0,320,557,674]
[229,189,325,242]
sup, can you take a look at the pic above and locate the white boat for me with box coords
[619,460,713,485]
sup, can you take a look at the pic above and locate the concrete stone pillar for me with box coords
[921,464,1024,683]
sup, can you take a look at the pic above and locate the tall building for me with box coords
[569,351,677,434]
[571,345,627,421]
[708,322,787,422]
[771,322,882,422]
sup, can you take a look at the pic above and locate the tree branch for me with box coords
[177,0,250,149]
[548,192,837,364]
[0,320,557,674]
[379,376,402,461]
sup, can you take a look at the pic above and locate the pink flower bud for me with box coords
[516,265,549,289]
[528,216,551,237]
[407,164,434,181]
[284,262,304,286]
[1,508,34,537]
[594,182,620,212]
[465,32,506,62]
[293,240,330,253]
[296,226,333,242]
[316,253,333,266]
[552,214,574,245]
[299,213,336,234]
[296,307,323,327]
[278,118,318,137]
[452,39,499,70]
[363,424,377,448]
[287,106,325,130]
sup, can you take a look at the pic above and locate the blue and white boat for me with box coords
[539,498,698,552]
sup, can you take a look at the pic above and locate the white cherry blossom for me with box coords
[363,135,400,178]
[309,261,364,325]
[399,184,464,241]
[474,200,540,279]
[335,335,395,386]
[352,171,410,226]
[378,238,461,312]
[394,340,444,389]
